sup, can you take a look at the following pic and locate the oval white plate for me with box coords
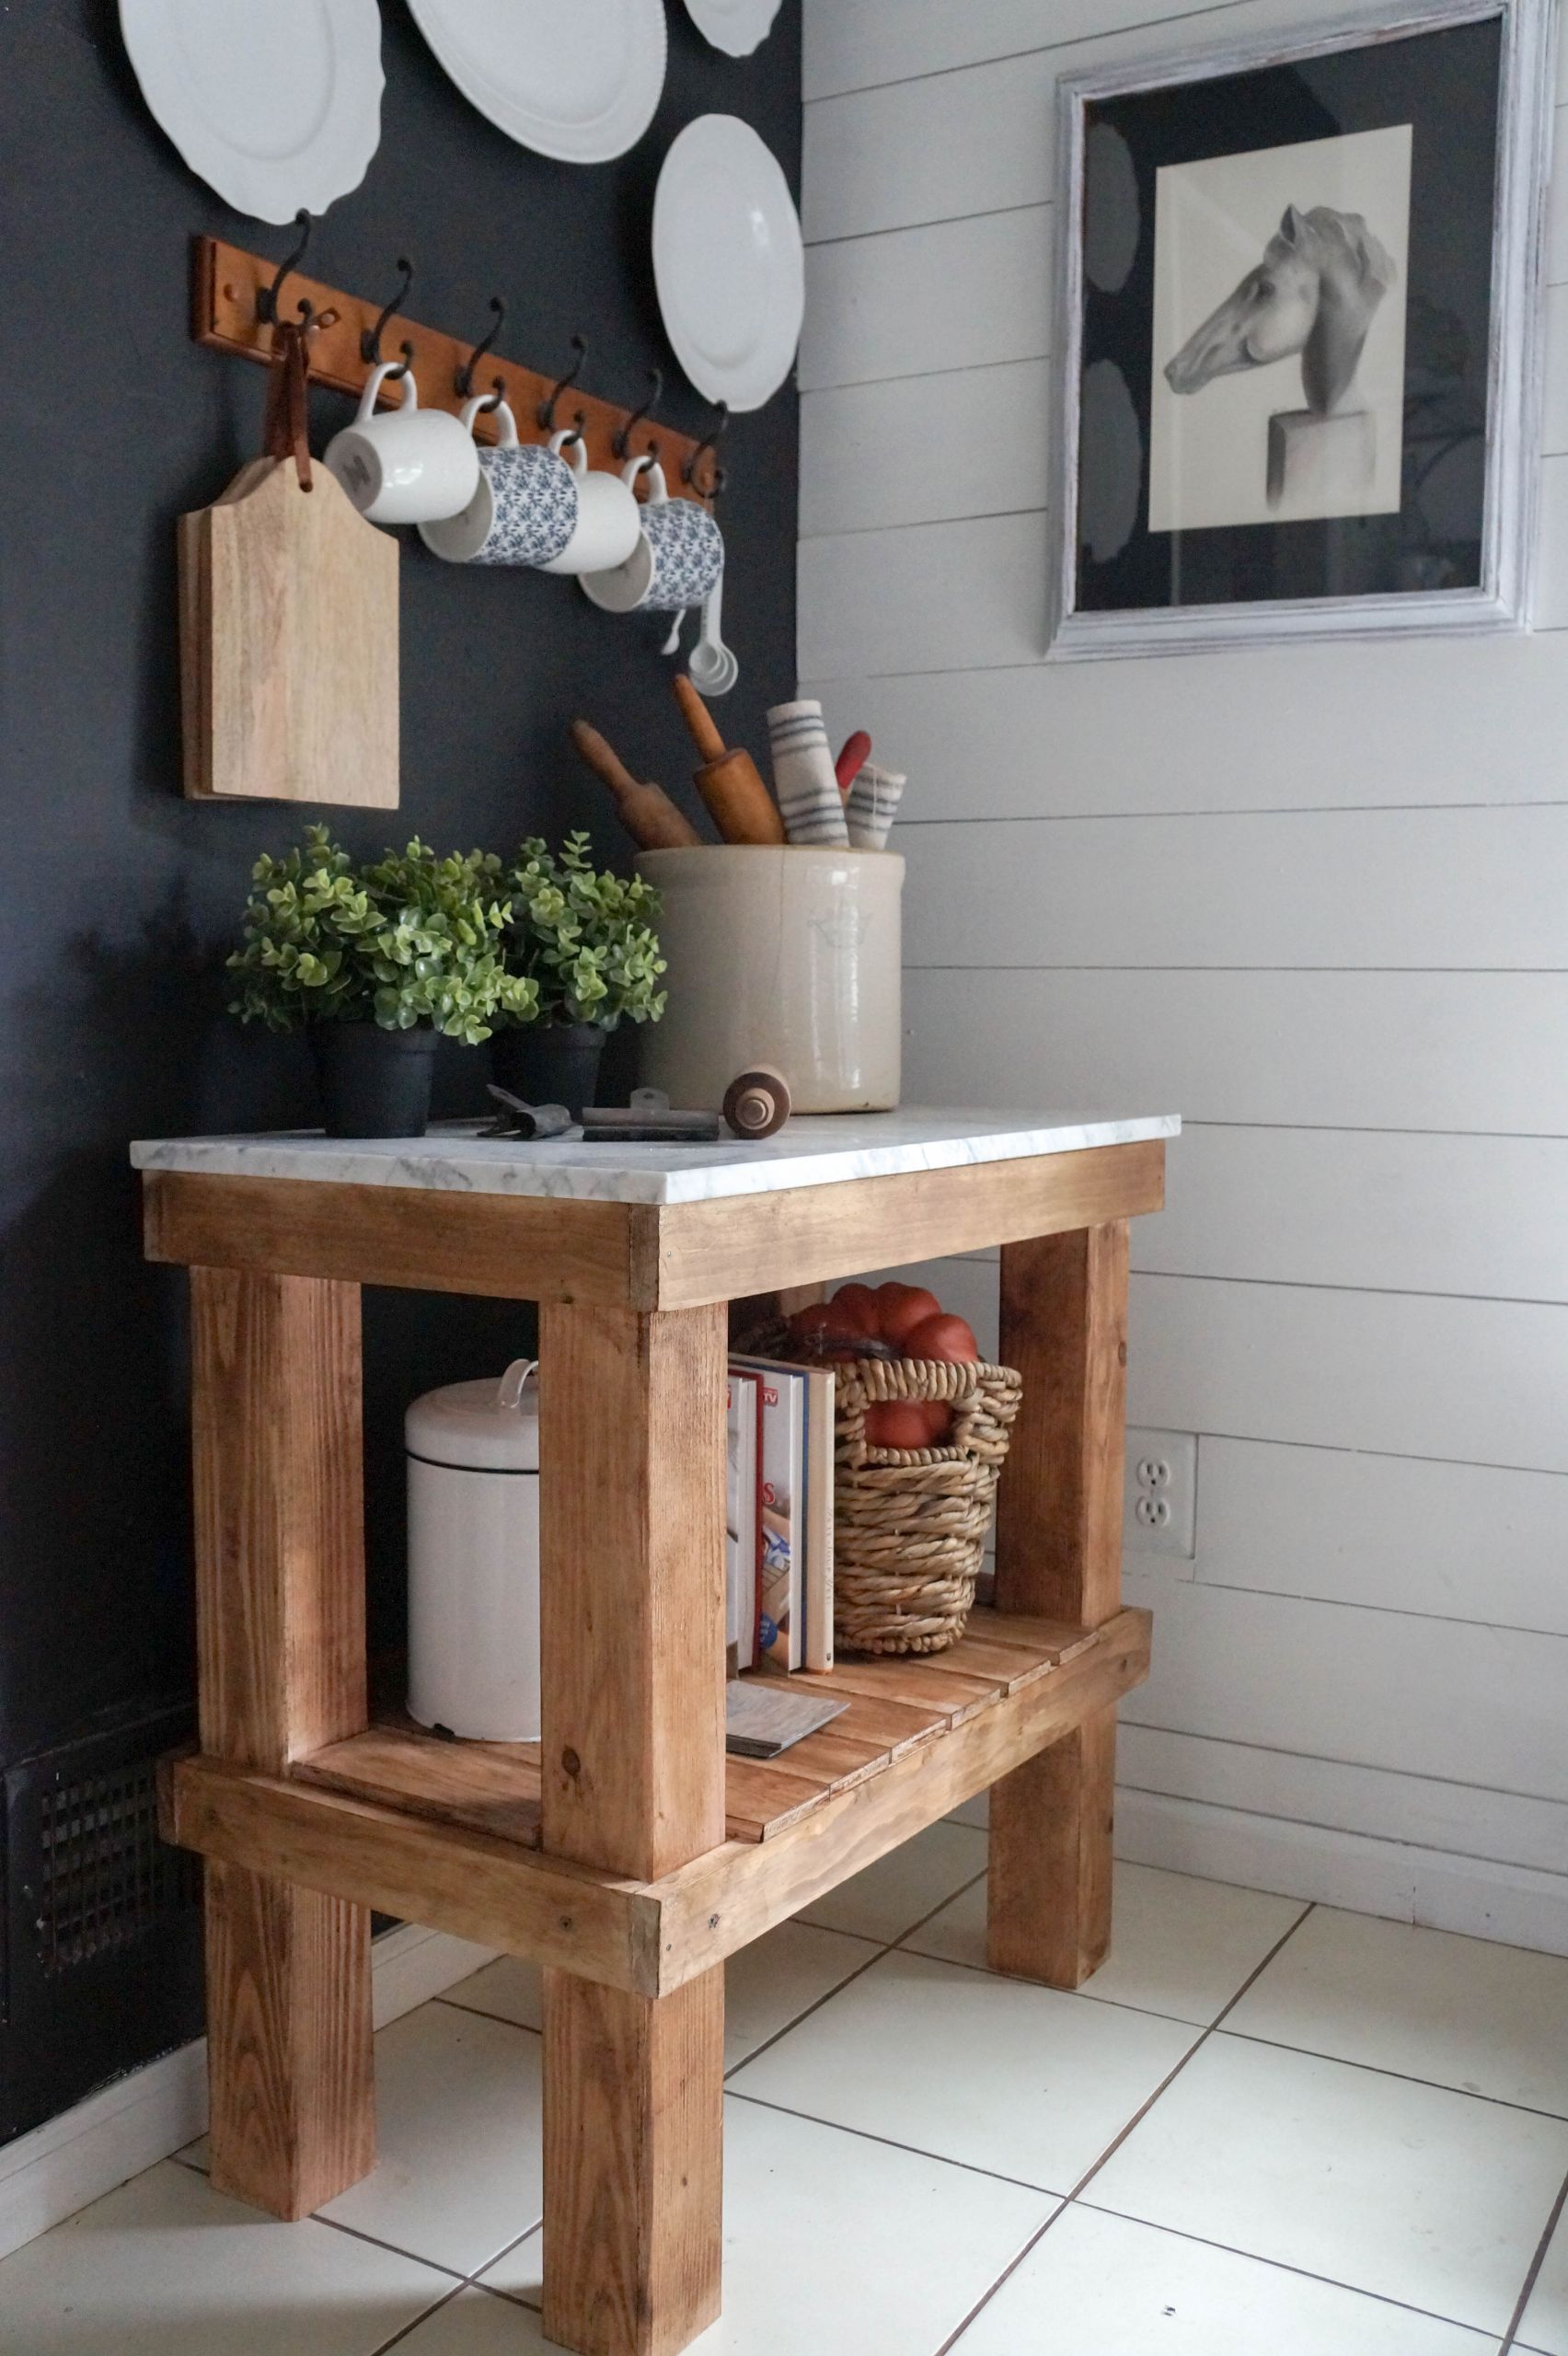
[653,115,802,411]
[119,0,383,224]
[684,0,781,58]
[408,0,666,165]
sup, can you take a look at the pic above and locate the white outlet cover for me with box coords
[1124,1427,1197,1560]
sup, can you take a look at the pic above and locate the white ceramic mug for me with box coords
[537,437,642,576]
[325,362,480,527]
[419,404,582,568]
[580,459,726,614]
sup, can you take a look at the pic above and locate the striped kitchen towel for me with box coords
[846,761,905,850]
[767,699,850,847]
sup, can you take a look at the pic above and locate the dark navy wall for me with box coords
[0,0,799,2135]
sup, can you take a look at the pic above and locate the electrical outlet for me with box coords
[1124,1427,1197,1559]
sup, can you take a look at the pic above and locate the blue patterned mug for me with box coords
[418,402,581,568]
[580,460,725,615]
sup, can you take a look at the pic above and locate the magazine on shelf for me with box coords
[732,1357,803,1670]
[732,1356,835,1673]
[725,1369,760,1673]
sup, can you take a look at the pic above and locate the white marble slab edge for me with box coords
[130,1108,1180,1207]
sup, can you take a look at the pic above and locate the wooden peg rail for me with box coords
[191,237,717,503]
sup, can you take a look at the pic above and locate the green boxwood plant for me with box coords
[491,832,667,1031]
[227,826,539,1045]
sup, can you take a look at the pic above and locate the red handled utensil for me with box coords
[835,730,871,794]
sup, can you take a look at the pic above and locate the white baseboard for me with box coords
[0,1924,497,2268]
[1115,1787,1568,1957]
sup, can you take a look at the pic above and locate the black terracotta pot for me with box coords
[490,1022,607,1123]
[311,1023,440,1138]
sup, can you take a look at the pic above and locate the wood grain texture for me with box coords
[543,1969,724,2356]
[146,1172,649,1307]
[990,1224,1129,1992]
[195,237,720,502]
[538,1303,728,1881]
[996,1224,1129,1629]
[653,1612,1150,1986]
[179,458,398,805]
[190,1268,368,1766]
[204,1862,374,2219]
[652,1141,1164,1309]
[167,1755,661,1991]
[164,1613,1152,1997]
[986,1711,1118,1988]
[539,1301,728,2353]
[189,1267,374,2218]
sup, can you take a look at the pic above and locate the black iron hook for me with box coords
[537,334,588,431]
[682,400,731,492]
[612,367,664,459]
[361,256,415,377]
[256,210,314,326]
[455,295,507,403]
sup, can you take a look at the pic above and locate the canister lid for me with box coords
[405,1359,539,1472]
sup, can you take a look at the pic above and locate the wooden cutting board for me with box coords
[179,456,399,805]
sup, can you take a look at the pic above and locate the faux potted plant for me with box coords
[489,833,667,1117]
[228,826,538,1138]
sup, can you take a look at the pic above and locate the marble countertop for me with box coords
[130,1109,1179,1208]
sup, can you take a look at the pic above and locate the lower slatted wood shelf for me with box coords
[162,1605,1150,2007]
[294,1607,1101,1848]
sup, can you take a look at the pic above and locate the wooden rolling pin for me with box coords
[673,676,786,846]
[570,721,702,849]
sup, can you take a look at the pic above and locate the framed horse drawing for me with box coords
[1048,0,1557,657]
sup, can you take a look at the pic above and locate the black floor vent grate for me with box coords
[36,1759,200,1975]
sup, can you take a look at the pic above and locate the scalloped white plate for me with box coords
[653,114,802,411]
[119,0,384,224]
[408,0,666,165]
[684,0,781,58]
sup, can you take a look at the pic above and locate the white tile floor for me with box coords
[7,1827,1568,2355]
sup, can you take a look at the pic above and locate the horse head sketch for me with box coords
[1164,203,1397,415]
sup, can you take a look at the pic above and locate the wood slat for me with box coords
[145,1171,648,1307]
[145,1143,1164,1311]
[297,1727,544,1848]
[651,1140,1165,1309]
[196,237,717,502]
[287,1607,1110,1857]
[166,1613,1152,1996]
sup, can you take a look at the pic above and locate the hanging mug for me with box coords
[419,404,582,568]
[324,362,480,527]
[535,437,643,576]
[580,459,725,615]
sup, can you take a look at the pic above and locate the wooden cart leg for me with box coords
[190,1267,375,2218]
[987,1224,1129,1989]
[538,1302,728,2356]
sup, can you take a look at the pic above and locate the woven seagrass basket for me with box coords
[831,1354,1023,1656]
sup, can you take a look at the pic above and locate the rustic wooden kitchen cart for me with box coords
[134,1110,1174,2356]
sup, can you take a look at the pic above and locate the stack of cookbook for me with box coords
[726,1353,835,1677]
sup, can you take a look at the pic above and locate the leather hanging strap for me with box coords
[263,319,314,492]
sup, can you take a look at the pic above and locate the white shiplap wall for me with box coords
[798,0,1568,1950]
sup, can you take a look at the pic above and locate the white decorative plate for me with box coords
[652,115,803,411]
[119,0,384,225]
[684,0,781,59]
[407,0,667,166]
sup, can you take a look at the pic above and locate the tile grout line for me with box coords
[721,1856,991,2082]
[1499,2162,1568,2353]
[923,1901,1319,2354]
[724,2084,1063,2198]
[1212,2027,1568,2126]
[929,2199,1074,2356]
[1074,2195,1514,2342]
[364,2281,467,2356]
[1066,1900,1318,2205]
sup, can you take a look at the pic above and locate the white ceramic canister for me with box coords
[406,1359,540,1742]
[634,846,904,1114]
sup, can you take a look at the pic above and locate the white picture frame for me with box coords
[1048,0,1559,659]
